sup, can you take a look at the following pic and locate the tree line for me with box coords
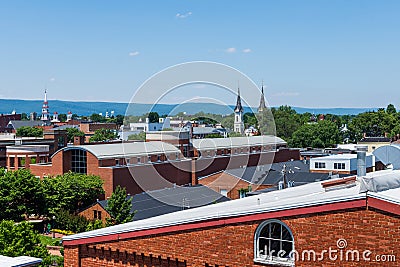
[15,104,400,148]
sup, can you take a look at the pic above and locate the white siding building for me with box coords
[310,153,375,174]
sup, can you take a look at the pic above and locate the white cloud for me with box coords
[272,92,300,97]
[242,48,252,53]
[176,12,192,19]
[49,77,55,82]
[225,47,236,53]
[129,51,140,57]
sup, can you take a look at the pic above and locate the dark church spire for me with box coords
[258,81,267,112]
[234,86,243,113]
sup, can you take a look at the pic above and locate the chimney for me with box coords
[191,158,198,185]
[356,145,368,177]
[73,136,85,146]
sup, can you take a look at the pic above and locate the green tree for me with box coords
[65,127,85,143]
[54,209,92,233]
[205,133,224,138]
[42,172,104,216]
[58,113,67,122]
[90,113,105,122]
[271,106,301,141]
[0,169,44,221]
[386,104,397,114]
[16,126,43,137]
[148,112,160,123]
[228,132,243,137]
[128,131,146,141]
[348,109,396,141]
[21,113,29,120]
[0,220,51,266]
[220,114,234,130]
[105,186,134,226]
[256,109,276,135]
[89,128,118,142]
[290,120,340,148]
[243,112,258,128]
[86,219,104,231]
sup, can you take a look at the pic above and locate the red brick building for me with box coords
[29,137,299,198]
[79,122,118,142]
[63,170,400,266]
[6,144,50,171]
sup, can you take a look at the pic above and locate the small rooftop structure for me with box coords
[310,153,375,174]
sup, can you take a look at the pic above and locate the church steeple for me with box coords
[41,89,50,123]
[233,86,244,134]
[258,81,267,112]
[234,87,244,113]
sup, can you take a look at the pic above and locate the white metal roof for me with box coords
[60,177,374,241]
[61,141,180,159]
[310,153,373,161]
[0,255,42,267]
[191,136,286,151]
[64,170,400,242]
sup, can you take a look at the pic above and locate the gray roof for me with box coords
[59,141,180,159]
[6,120,43,130]
[271,160,310,172]
[192,135,286,151]
[221,161,328,186]
[97,185,230,221]
[373,144,400,170]
[53,124,79,130]
[359,137,391,143]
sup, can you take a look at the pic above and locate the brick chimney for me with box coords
[73,136,85,146]
[191,158,198,185]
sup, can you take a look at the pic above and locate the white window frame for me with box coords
[254,219,295,266]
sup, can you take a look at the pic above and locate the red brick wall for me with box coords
[30,151,66,177]
[64,207,400,267]
[78,203,110,224]
[117,161,192,196]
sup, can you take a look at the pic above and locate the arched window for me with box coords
[254,220,295,266]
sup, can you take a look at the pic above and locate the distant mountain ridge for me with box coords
[0,99,378,116]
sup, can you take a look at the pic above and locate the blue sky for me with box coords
[0,1,399,108]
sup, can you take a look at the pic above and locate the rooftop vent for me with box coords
[356,145,368,177]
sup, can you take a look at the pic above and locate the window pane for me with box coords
[270,223,281,240]
[281,226,292,241]
[281,241,293,258]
